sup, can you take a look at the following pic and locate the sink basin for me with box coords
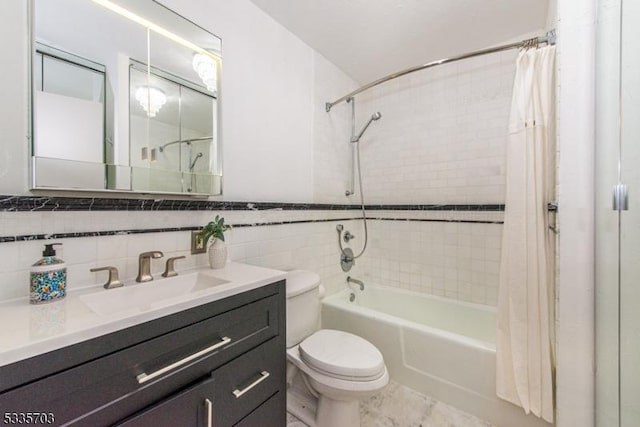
[79,272,230,316]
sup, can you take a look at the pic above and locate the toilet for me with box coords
[286,270,388,427]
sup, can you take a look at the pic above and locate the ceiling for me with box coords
[249,0,550,84]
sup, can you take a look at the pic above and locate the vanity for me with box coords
[0,263,287,426]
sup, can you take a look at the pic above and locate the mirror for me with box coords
[31,0,222,195]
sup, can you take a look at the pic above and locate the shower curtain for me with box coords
[496,45,556,423]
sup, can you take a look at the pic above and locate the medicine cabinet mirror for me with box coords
[31,0,222,195]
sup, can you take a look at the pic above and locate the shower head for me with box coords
[189,152,203,170]
[352,112,382,143]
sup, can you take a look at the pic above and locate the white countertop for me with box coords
[0,262,286,368]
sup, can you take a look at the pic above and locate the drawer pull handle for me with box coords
[136,336,232,384]
[232,371,270,398]
[205,398,213,427]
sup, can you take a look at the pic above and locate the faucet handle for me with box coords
[91,266,123,289]
[343,231,356,243]
[139,251,164,259]
[162,256,186,278]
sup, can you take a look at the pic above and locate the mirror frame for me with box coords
[27,0,223,197]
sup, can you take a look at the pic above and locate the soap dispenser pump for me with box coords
[30,243,67,304]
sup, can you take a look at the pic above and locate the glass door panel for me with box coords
[619,0,640,424]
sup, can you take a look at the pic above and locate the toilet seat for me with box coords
[287,345,389,395]
[299,329,385,382]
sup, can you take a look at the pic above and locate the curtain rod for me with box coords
[325,30,557,112]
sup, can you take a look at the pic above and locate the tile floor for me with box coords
[286,380,494,427]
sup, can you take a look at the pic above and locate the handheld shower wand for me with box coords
[189,152,203,171]
[351,112,382,143]
[346,110,382,196]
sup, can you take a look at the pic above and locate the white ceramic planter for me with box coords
[208,239,227,269]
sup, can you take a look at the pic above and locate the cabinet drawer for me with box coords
[117,376,216,427]
[0,294,279,426]
[214,338,285,427]
[234,392,284,427]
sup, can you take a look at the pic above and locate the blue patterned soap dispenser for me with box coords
[30,243,67,304]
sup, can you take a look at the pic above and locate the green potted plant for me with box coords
[198,215,230,269]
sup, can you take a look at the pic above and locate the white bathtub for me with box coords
[322,286,550,427]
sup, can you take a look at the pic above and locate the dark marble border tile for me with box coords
[370,217,504,225]
[0,196,354,212]
[365,204,506,211]
[0,195,508,212]
[0,216,504,244]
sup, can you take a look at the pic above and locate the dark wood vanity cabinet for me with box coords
[0,281,286,427]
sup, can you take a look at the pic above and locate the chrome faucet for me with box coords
[136,251,164,283]
[347,276,364,291]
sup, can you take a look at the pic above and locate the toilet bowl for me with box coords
[286,270,388,426]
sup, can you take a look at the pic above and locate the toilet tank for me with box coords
[286,270,321,348]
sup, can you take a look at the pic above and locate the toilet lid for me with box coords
[299,329,385,380]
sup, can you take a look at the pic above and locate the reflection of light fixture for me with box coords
[135,86,166,118]
[192,54,217,92]
[92,0,220,61]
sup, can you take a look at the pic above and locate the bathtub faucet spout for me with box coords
[347,276,364,291]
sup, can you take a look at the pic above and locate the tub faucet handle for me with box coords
[343,231,356,243]
[341,248,355,272]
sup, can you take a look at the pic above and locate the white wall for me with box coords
[546,0,558,31]
[0,2,29,196]
[161,0,318,202]
[556,0,596,426]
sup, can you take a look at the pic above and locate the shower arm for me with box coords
[158,136,213,152]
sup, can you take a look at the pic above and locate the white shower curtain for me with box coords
[496,45,556,423]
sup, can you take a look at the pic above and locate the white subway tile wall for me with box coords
[0,209,501,306]
[0,210,365,303]
[361,218,502,305]
[353,50,517,205]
